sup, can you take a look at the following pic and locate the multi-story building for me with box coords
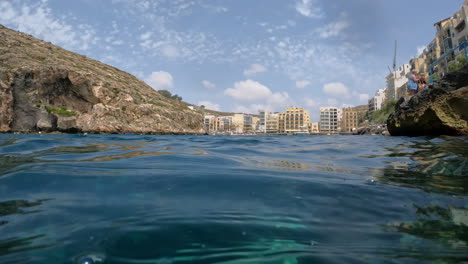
[204,115,220,132]
[341,105,368,132]
[252,116,260,132]
[265,113,279,134]
[386,63,411,101]
[279,107,311,134]
[426,1,468,77]
[434,17,456,75]
[368,88,386,114]
[319,107,338,133]
[453,0,468,56]
[309,122,319,134]
[218,116,234,132]
[232,113,253,134]
[258,110,266,133]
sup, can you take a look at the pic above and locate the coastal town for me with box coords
[203,0,468,135]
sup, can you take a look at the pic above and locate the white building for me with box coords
[368,88,386,113]
[386,64,411,101]
[319,107,338,133]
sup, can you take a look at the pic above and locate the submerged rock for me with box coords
[0,25,205,134]
[387,66,468,136]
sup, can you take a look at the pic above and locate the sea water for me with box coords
[0,134,467,264]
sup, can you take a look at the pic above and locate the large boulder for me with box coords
[387,66,468,136]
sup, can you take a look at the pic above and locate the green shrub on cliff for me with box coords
[448,56,467,72]
[368,100,397,124]
[44,105,77,117]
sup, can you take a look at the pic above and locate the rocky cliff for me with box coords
[0,25,205,134]
[387,66,468,136]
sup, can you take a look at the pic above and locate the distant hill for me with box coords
[0,25,205,134]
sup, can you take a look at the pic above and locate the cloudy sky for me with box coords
[0,0,462,121]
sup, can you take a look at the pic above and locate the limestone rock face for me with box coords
[0,25,205,134]
[387,66,468,136]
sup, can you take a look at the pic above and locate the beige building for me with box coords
[278,107,311,134]
[453,0,468,56]
[232,113,253,134]
[265,113,279,134]
[204,115,220,133]
[252,116,260,132]
[434,18,455,76]
[309,122,319,134]
[341,105,368,132]
[218,116,234,132]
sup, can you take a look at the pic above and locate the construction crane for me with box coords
[387,40,398,78]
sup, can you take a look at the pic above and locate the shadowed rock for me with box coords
[387,65,468,137]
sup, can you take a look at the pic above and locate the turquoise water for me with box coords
[0,134,467,264]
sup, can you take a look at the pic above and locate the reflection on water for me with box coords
[367,138,468,195]
[0,199,48,217]
[0,134,467,263]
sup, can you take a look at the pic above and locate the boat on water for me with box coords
[294,132,310,136]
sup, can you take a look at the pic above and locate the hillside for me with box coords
[0,25,205,134]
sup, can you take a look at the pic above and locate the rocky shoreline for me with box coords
[0,25,206,135]
[387,66,468,137]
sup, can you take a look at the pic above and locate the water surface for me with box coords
[0,134,467,263]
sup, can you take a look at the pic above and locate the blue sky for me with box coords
[0,0,462,121]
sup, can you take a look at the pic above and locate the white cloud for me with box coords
[327,98,339,106]
[296,80,311,88]
[161,45,179,57]
[305,98,317,107]
[316,13,350,39]
[243,64,267,76]
[359,93,369,103]
[224,80,272,101]
[267,92,291,106]
[0,1,98,51]
[295,0,323,18]
[199,101,220,111]
[140,31,153,40]
[144,71,174,90]
[233,104,266,114]
[322,82,350,98]
[202,80,216,89]
[416,46,426,57]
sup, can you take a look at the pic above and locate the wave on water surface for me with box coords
[0,134,467,263]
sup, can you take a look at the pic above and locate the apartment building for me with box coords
[341,105,368,132]
[309,122,319,134]
[252,116,260,132]
[204,115,219,132]
[278,107,311,134]
[218,116,234,132]
[258,110,266,133]
[232,113,253,134]
[386,64,411,101]
[453,0,468,56]
[368,88,386,114]
[265,113,279,134]
[319,107,338,133]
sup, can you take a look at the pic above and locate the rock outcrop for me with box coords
[0,25,205,134]
[387,66,468,137]
[354,125,389,136]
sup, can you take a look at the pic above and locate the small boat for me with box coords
[294,132,310,136]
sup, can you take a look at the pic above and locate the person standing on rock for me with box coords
[418,74,427,92]
[407,70,419,96]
